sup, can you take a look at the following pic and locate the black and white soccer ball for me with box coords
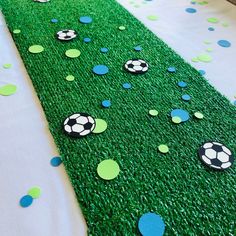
[63,113,95,138]
[198,141,234,170]
[124,59,149,74]
[56,29,77,41]
[34,0,50,2]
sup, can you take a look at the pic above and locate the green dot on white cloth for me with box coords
[29,45,44,54]
[65,49,81,58]
[207,17,219,23]
[97,159,120,180]
[149,110,158,117]
[147,15,158,21]
[66,75,75,81]
[197,53,212,63]
[158,144,169,154]
[13,29,21,34]
[92,119,108,134]
[0,84,17,96]
[28,186,41,199]
[3,63,12,69]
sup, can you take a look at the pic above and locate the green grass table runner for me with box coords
[1,0,236,235]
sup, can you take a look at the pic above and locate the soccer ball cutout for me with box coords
[124,59,149,74]
[63,113,95,138]
[198,141,234,170]
[56,29,77,41]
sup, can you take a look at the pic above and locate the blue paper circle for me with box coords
[138,212,165,236]
[217,40,231,48]
[84,37,91,43]
[20,195,33,208]
[122,83,132,89]
[182,94,191,101]
[100,48,109,53]
[198,70,206,76]
[79,16,92,24]
[92,65,109,75]
[178,81,187,88]
[233,100,236,106]
[134,46,142,51]
[51,19,58,23]
[50,156,62,167]
[102,100,111,108]
[208,27,215,31]
[167,67,176,73]
[185,8,197,13]
[171,109,190,122]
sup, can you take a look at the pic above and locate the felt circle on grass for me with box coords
[13,29,21,34]
[83,37,91,43]
[207,17,219,23]
[3,63,12,69]
[149,109,158,117]
[134,46,142,51]
[0,84,17,96]
[50,156,62,167]
[51,19,58,23]
[138,212,165,236]
[172,116,182,124]
[171,109,190,122]
[194,112,204,119]
[92,119,107,134]
[100,47,109,53]
[19,195,33,208]
[182,94,191,101]
[28,187,41,199]
[167,67,176,73]
[97,159,120,180]
[217,40,231,48]
[92,65,109,75]
[122,83,132,89]
[158,144,169,154]
[102,100,111,108]
[177,81,187,88]
[79,16,92,24]
[118,26,126,31]
[65,49,81,58]
[29,45,44,54]
[185,8,197,13]
[66,75,75,81]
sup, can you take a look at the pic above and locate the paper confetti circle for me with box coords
[19,195,33,208]
[29,45,44,54]
[65,49,81,58]
[0,84,17,96]
[97,159,120,180]
[92,119,108,134]
[28,186,41,199]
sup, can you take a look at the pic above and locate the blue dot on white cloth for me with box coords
[178,81,187,88]
[122,83,132,89]
[51,19,58,23]
[50,156,62,167]
[208,27,215,31]
[171,109,190,122]
[199,70,206,76]
[185,8,197,13]
[84,38,91,43]
[102,100,111,108]
[92,65,109,75]
[167,67,176,73]
[79,16,92,24]
[20,195,33,208]
[134,46,142,51]
[138,212,165,236]
[217,40,231,48]
[182,94,191,101]
[100,48,109,53]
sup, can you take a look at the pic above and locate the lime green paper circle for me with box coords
[66,75,75,81]
[92,119,107,134]
[65,49,81,58]
[3,63,12,69]
[191,58,199,62]
[194,112,204,119]
[197,53,212,63]
[207,17,219,23]
[172,116,182,124]
[13,29,21,34]
[158,144,169,154]
[0,84,17,96]
[28,186,41,199]
[147,15,158,21]
[149,109,158,117]
[29,45,44,54]
[118,26,126,31]
[97,159,120,180]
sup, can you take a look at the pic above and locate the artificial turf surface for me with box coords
[1,0,236,235]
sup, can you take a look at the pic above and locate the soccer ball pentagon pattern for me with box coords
[63,113,96,137]
[56,29,77,41]
[198,141,234,170]
[124,59,149,74]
